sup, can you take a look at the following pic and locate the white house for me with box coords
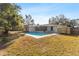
[71,19,79,26]
[25,15,71,34]
[25,15,58,32]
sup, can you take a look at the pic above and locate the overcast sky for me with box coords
[17,3,79,24]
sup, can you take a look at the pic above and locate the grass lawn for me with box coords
[0,31,24,55]
[2,35,79,56]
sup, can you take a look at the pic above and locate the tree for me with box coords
[0,3,24,34]
[49,14,71,26]
[58,15,70,26]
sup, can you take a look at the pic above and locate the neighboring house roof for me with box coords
[74,26,79,28]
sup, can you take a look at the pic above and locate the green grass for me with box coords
[4,35,79,56]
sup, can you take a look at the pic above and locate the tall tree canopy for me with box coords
[49,15,70,26]
[0,3,24,34]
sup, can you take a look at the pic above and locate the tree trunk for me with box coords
[3,29,9,35]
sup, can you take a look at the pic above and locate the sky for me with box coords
[17,3,79,24]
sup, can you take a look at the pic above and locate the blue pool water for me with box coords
[26,32,48,36]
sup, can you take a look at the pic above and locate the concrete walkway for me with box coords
[0,49,7,56]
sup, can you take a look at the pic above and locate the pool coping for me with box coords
[25,33,58,38]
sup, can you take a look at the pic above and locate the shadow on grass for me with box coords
[0,40,14,50]
[60,33,79,37]
[0,33,24,50]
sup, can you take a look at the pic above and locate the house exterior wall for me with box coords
[53,26,58,33]
[25,24,58,33]
[46,26,58,33]
[28,25,35,32]
[47,26,51,32]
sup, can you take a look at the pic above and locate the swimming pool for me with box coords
[26,32,57,38]
[26,32,47,36]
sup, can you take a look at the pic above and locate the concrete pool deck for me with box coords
[25,33,58,38]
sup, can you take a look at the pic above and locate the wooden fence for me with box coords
[71,27,79,35]
[57,26,71,34]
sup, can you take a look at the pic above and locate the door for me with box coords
[51,26,53,31]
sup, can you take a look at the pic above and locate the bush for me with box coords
[0,37,9,44]
[0,32,24,46]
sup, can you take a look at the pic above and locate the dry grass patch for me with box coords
[5,35,79,56]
